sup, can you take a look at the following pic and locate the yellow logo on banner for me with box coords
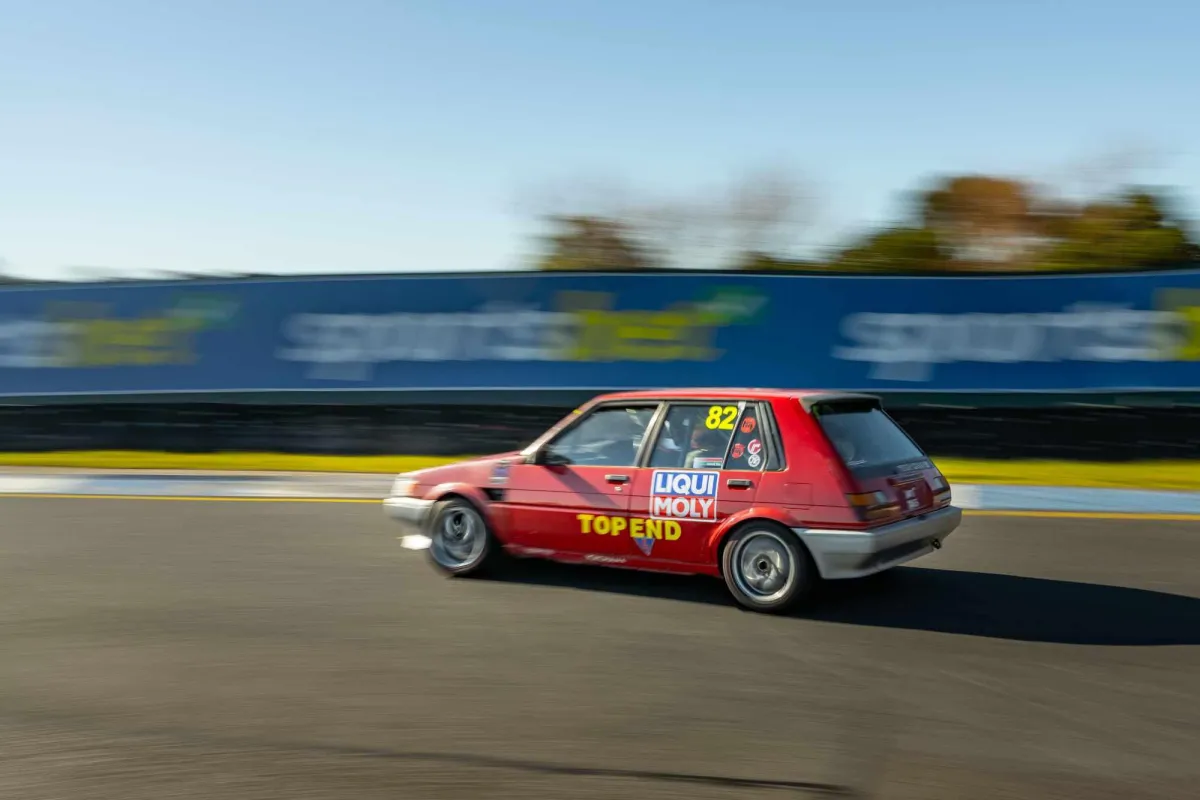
[1157,289,1200,361]
[555,287,767,363]
[42,296,239,368]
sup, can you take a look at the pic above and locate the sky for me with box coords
[1,0,1197,281]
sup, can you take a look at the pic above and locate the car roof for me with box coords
[594,388,880,409]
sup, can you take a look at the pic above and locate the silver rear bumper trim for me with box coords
[793,505,963,580]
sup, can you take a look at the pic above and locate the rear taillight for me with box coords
[930,473,952,506]
[847,491,901,522]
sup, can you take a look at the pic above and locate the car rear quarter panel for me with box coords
[700,503,803,565]
[700,397,862,565]
[763,397,858,523]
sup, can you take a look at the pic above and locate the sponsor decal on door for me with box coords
[650,470,719,522]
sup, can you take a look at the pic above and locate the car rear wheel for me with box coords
[427,498,498,577]
[721,523,816,613]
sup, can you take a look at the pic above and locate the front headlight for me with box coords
[390,476,418,498]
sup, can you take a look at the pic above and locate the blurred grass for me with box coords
[1,451,1199,490]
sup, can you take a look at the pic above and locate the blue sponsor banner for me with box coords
[2,269,1200,397]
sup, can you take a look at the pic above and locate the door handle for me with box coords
[605,474,630,484]
[727,478,753,488]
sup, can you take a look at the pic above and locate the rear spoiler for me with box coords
[799,392,883,414]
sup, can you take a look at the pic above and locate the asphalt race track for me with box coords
[1,499,1198,799]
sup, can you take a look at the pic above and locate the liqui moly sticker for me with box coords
[650,470,719,522]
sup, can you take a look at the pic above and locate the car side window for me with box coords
[725,405,767,471]
[648,403,737,469]
[544,405,656,467]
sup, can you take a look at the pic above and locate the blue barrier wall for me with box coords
[2,270,1200,399]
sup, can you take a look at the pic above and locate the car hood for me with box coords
[403,451,523,487]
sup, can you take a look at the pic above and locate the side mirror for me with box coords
[530,447,568,466]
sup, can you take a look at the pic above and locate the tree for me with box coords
[827,227,952,273]
[528,169,1199,274]
[1029,190,1200,271]
[528,166,816,270]
[828,175,1199,274]
[918,174,1036,265]
[534,215,656,271]
[732,252,822,272]
[723,166,814,259]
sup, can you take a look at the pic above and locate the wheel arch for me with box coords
[425,484,496,531]
[712,512,815,577]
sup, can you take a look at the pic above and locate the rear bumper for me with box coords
[383,496,434,537]
[793,505,962,580]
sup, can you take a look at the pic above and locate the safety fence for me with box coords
[4,269,1200,460]
[3,402,1199,460]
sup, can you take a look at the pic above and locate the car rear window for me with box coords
[814,404,926,472]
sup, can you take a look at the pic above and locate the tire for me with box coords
[721,523,817,614]
[425,498,499,577]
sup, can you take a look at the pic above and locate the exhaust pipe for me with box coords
[930,538,942,550]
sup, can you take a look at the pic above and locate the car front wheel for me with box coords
[721,523,816,613]
[426,498,498,577]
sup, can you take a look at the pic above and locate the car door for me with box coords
[628,400,772,565]
[496,401,662,558]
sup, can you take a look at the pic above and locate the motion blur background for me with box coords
[4,5,1200,800]
[2,0,1199,456]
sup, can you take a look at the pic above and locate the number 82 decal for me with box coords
[704,405,738,430]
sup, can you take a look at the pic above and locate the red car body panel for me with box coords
[394,388,955,579]
[494,462,633,560]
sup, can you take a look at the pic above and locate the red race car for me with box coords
[384,389,961,613]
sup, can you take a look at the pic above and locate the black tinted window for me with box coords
[724,405,766,471]
[817,407,925,470]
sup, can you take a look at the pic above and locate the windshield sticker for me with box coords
[747,453,762,468]
[747,439,762,456]
[740,417,757,434]
[730,443,745,459]
[692,456,724,469]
